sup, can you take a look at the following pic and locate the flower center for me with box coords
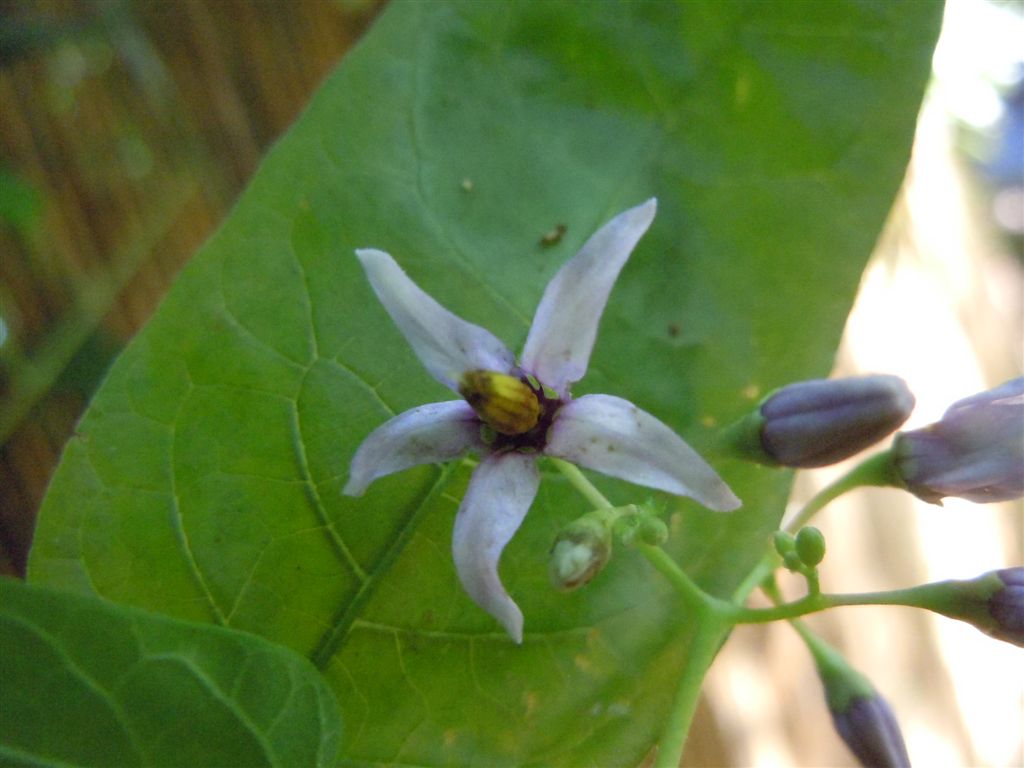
[459,370,542,435]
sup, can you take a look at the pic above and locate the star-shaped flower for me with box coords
[344,199,740,642]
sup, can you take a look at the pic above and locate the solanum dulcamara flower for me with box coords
[343,199,740,642]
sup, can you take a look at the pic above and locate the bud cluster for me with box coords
[548,500,673,591]
[773,527,827,592]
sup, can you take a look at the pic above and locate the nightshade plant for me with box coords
[7,2,1020,767]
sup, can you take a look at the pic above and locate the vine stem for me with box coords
[633,542,941,625]
[652,616,727,768]
[783,451,898,535]
[549,457,723,768]
[548,456,611,509]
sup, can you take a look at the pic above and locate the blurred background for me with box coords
[1,0,1021,766]
[0,0,382,575]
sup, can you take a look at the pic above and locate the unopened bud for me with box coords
[989,568,1024,646]
[549,517,611,591]
[802,628,911,768]
[916,568,1024,647]
[795,526,826,568]
[725,375,914,468]
[892,377,1024,504]
[636,516,669,546]
[832,694,912,768]
[773,530,795,558]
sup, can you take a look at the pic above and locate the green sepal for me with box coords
[718,407,774,465]
[904,571,1008,637]
[796,623,876,713]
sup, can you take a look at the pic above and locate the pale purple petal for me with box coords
[343,401,482,496]
[520,199,657,396]
[355,249,515,391]
[452,452,539,643]
[546,394,741,511]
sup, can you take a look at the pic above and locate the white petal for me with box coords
[452,452,539,643]
[520,199,657,396]
[355,249,515,390]
[343,401,482,496]
[546,394,741,511]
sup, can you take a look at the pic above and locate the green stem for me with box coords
[724,582,958,624]
[784,450,898,534]
[652,617,728,768]
[548,456,940,625]
[636,543,720,615]
[547,456,613,509]
[549,457,726,767]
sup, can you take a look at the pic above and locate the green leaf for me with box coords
[28,1,943,765]
[0,578,342,767]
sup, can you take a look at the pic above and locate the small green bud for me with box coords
[795,526,826,568]
[549,517,612,591]
[773,530,795,558]
[782,551,804,573]
[612,514,640,545]
[636,516,669,546]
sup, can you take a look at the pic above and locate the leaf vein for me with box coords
[2,614,148,764]
[309,463,458,669]
[169,384,228,625]
[291,380,368,582]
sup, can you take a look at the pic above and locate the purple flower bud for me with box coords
[802,626,912,768]
[893,377,1024,504]
[758,375,915,468]
[832,694,912,768]
[908,568,1023,648]
[988,568,1024,647]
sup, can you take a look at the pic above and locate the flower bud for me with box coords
[795,526,826,568]
[725,375,915,468]
[989,568,1024,646]
[549,517,612,591]
[801,628,911,768]
[892,377,1024,504]
[916,568,1024,647]
[832,693,912,768]
[636,516,669,546]
[773,530,795,557]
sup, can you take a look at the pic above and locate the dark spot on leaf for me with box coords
[539,223,567,247]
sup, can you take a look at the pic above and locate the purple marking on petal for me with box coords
[343,400,482,496]
[520,199,656,397]
[355,248,515,391]
[545,394,740,511]
[451,451,539,643]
